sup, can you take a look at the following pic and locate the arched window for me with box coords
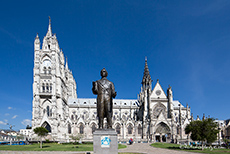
[71,115,74,120]
[75,115,78,120]
[138,124,142,134]
[128,124,133,134]
[46,83,49,92]
[116,124,121,134]
[80,124,84,134]
[47,106,50,117]
[42,83,45,92]
[42,121,51,133]
[156,122,170,134]
[68,123,71,134]
[92,123,96,134]
[48,67,51,74]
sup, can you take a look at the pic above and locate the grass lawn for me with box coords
[0,143,140,154]
[151,142,230,154]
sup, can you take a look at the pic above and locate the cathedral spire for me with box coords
[34,33,40,50]
[142,57,152,90]
[46,16,52,37]
[65,57,69,70]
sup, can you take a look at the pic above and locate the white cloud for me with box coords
[5,113,9,116]
[0,121,7,125]
[21,119,31,126]
[12,115,18,119]
[4,119,8,123]
[8,107,12,110]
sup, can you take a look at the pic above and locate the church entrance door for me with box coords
[162,135,166,142]
[155,135,160,142]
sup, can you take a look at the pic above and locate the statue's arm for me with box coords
[111,83,117,98]
[92,81,98,95]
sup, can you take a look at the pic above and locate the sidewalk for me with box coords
[118,143,199,154]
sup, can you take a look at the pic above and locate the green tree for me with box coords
[33,127,48,148]
[223,138,230,149]
[185,118,218,150]
[69,134,83,148]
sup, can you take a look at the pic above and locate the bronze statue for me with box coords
[92,68,117,129]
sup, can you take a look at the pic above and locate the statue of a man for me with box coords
[92,68,117,129]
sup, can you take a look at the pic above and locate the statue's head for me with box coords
[100,68,108,78]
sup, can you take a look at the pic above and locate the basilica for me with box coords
[31,19,192,143]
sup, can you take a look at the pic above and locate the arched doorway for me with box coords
[155,122,170,142]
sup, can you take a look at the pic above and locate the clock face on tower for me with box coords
[155,90,161,96]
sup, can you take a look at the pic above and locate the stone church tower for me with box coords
[137,58,191,142]
[32,18,77,140]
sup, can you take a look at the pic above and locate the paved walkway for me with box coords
[0,143,200,154]
[118,143,199,154]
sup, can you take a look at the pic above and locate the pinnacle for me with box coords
[46,16,52,37]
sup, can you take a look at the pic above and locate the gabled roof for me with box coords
[150,80,167,99]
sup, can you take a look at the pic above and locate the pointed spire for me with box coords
[65,57,69,70]
[197,115,200,120]
[46,16,52,37]
[142,57,152,87]
[34,33,40,50]
[34,33,40,44]
[202,113,205,120]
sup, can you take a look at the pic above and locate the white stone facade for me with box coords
[31,19,192,142]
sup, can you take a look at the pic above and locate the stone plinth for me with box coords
[93,129,118,154]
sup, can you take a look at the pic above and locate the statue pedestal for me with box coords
[93,129,118,154]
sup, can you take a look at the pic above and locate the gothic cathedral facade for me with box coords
[31,19,192,142]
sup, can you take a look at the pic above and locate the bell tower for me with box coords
[32,17,77,140]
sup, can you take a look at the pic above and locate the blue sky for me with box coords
[0,0,230,130]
